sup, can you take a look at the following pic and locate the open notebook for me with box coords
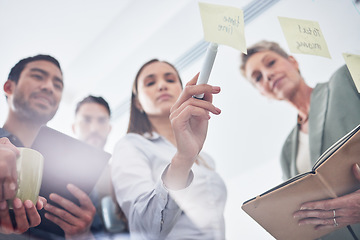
[31,126,111,236]
[242,124,360,240]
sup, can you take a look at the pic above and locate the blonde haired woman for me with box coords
[241,40,360,240]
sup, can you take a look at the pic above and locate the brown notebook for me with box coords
[242,124,360,240]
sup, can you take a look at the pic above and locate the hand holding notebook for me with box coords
[242,124,360,240]
[293,163,360,230]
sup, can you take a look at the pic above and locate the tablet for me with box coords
[31,126,111,236]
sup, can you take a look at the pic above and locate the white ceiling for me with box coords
[1,0,360,238]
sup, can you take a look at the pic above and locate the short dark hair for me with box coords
[75,95,111,117]
[7,54,62,84]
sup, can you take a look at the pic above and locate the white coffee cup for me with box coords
[8,148,44,208]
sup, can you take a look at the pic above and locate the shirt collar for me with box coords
[0,128,24,147]
[143,131,161,140]
[0,128,12,138]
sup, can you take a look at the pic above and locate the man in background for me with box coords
[1,55,96,239]
[72,95,112,150]
[73,95,128,238]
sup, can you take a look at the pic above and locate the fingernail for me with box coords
[38,199,44,209]
[0,201,7,210]
[356,164,360,171]
[44,204,49,210]
[49,193,56,200]
[9,182,16,191]
[24,200,33,209]
[212,86,221,93]
[300,206,309,210]
[215,107,221,114]
[13,198,22,209]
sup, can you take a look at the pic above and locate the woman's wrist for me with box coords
[163,154,194,190]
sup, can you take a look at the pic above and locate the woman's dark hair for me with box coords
[127,59,182,135]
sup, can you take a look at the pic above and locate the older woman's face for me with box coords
[244,50,302,101]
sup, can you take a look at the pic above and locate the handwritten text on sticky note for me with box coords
[198,2,246,53]
[343,53,360,93]
[278,17,331,58]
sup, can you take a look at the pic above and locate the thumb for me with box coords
[352,163,360,181]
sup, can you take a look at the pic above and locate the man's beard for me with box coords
[85,133,107,149]
[12,91,57,124]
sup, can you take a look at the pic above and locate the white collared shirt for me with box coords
[111,132,227,240]
[296,131,312,174]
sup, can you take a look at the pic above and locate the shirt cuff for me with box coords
[158,164,194,209]
[161,164,194,191]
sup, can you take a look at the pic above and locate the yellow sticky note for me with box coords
[198,2,246,53]
[343,53,360,93]
[278,17,331,58]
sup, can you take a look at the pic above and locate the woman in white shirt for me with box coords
[111,59,227,240]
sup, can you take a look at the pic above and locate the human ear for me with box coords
[288,56,299,71]
[107,125,112,135]
[134,98,144,113]
[72,123,76,135]
[3,80,14,97]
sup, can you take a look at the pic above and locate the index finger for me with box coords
[66,184,93,209]
[186,73,214,102]
[24,200,41,227]
[300,195,348,211]
[36,196,47,210]
[12,198,30,233]
[185,72,200,87]
[171,73,199,111]
[171,74,219,112]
